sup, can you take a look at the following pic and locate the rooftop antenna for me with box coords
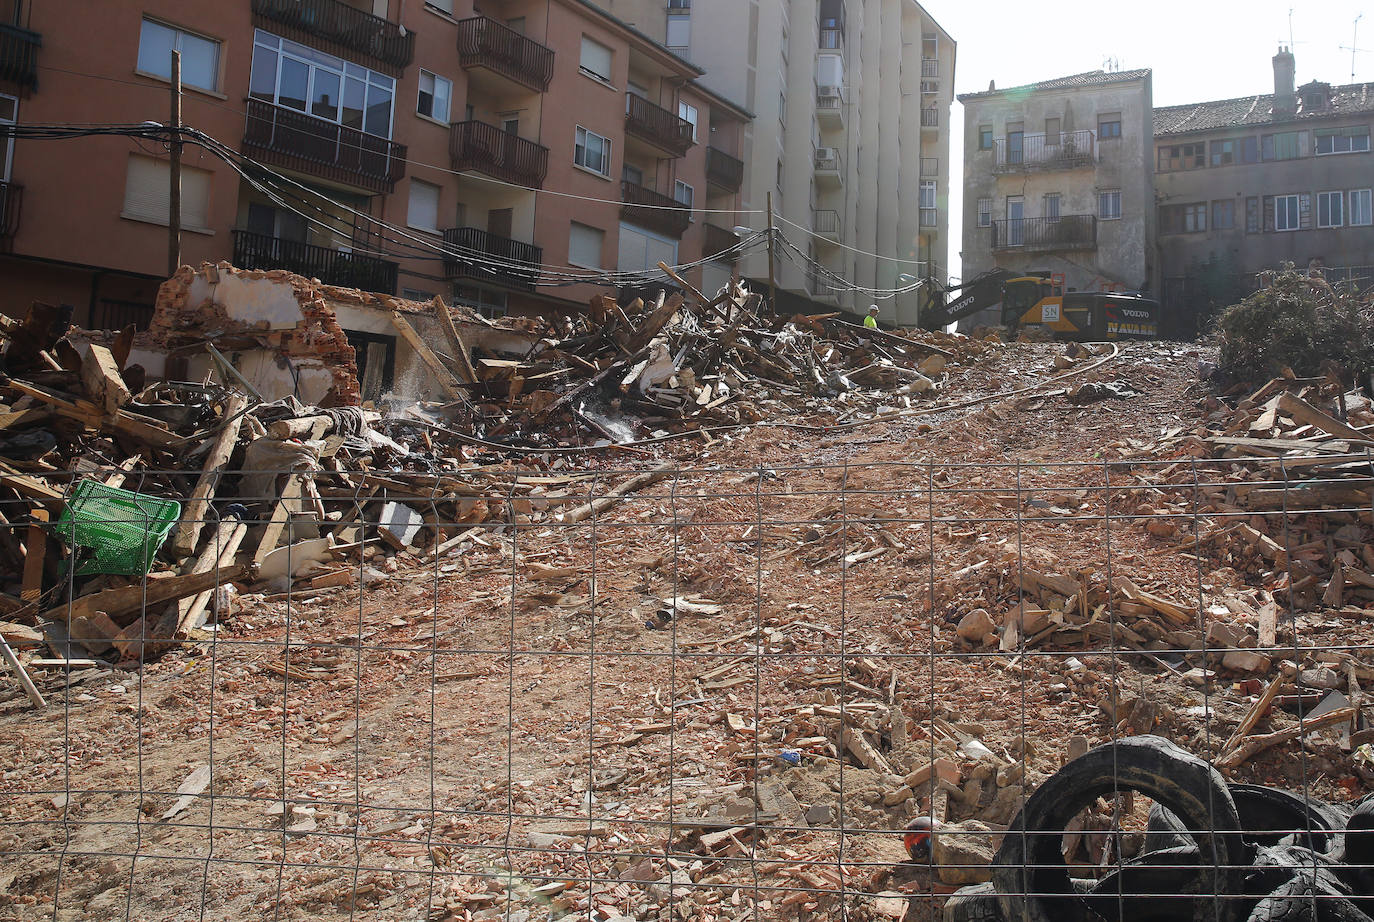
[1102,55,1119,73]
[1340,14,1369,82]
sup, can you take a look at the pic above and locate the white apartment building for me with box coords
[590,0,956,326]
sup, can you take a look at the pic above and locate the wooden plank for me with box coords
[1216,706,1356,769]
[170,394,249,558]
[1277,392,1371,443]
[0,408,51,431]
[432,296,478,384]
[556,463,675,524]
[1257,598,1279,647]
[20,509,48,606]
[37,564,245,626]
[0,460,65,503]
[174,518,249,636]
[1221,663,1295,756]
[624,291,683,354]
[252,474,302,566]
[1112,577,1192,626]
[388,311,467,402]
[80,344,132,415]
[0,634,46,708]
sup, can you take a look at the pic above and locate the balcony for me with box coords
[993,129,1095,173]
[705,146,744,194]
[232,229,399,293]
[625,93,695,158]
[0,181,20,252]
[620,181,691,238]
[813,208,840,241]
[921,57,939,78]
[243,99,408,194]
[816,86,845,129]
[442,226,541,290]
[991,215,1097,252]
[0,23,40,89]
[814,147,843,186]
[807,268,839,303]
[921,108,940,130]
[704,223,739,261]
[449,120,550,188]
[251,0,414,75]
[457,16,554,93]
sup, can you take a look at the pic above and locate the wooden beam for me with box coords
[252,474,302,566]
[169,394,249,558]
[1277,392,1371,444]
[37,564,246,626]
[0,634,45,708]
[388,311,468,402]
[174,518,249,636]
[432,296,478,384]
[556,463,675,524]
[20,509,48,606]
[624,291,683,354]
[80,344,133,415]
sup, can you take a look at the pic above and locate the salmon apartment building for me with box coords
[0,0,751,327]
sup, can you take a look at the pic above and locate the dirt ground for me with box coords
[2,340,1369,922]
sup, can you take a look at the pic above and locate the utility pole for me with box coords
[168,49,182,277]
[766,190,778,318]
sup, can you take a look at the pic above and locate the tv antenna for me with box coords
[1102,55,1119,73]
[1340,14,1370,82]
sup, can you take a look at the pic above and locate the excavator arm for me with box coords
[917,268,1015,331]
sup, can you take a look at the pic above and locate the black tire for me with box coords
[1247,867,1369,922]
[1339,795,1374,898]
[1145,802,1198,854]
[991,735,1248,922]
[1088,847,1212,921]
[1230,784,1349,855]
[943,882,1005,922]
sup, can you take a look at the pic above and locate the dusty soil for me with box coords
[2,340,1368,922]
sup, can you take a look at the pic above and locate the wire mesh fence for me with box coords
[1,455,1373,922]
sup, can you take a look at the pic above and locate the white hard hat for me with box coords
[868,304,879,312]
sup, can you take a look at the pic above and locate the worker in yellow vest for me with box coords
[864,304,880,329]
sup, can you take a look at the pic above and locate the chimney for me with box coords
[1273,45,1296,118]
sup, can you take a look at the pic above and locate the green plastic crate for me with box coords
[53,480,183,577]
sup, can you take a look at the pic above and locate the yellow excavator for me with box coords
[919,269,1160,340]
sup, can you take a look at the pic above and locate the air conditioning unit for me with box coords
[817,85,844,102]
[815,147,838,164]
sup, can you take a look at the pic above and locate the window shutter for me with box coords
[408,180,440,232]
[1299,193,1312,230]
[1263,195,1275,232]
[569,222,603,268]
[181,166,211,229]
[123,155,212,229]
[580,37,613,81]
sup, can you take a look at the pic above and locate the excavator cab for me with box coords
[1000,277,1058,331]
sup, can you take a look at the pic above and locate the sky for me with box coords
[928,0,1372,282]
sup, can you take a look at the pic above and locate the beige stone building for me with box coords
[958,69,1155,330]
[589,0,956,326]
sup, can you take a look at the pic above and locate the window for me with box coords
[1275,194,1300,231]
[978,125,993,150]
[122,155,211,231]
[568,222,604,268]
[579,36,613,82]
[777,157,784,190]
[921,157,938,175]
[1246,196,1260,233]
[977,197,992,227]
[408,179,440,233]
[1352,189,1373,226]
[1158,143,1205,171]
[1098,189,1122,220]
[1210,140,1235,166]
[426,0,454,13]
[452,285,507,320]
[622,163,643,186]
[1316,126,1371,155]
[919,180,936,210]
[138,19,220,92]
[666,12,690,52]
[250,31,395,138]
[402,288,436,301]
[618,222,678,273]
[1262,131,1304,161]
[1098,113,1122,139]
[1160,202,1206,234]
[417,70,451,123]
[1318,191,1344,228]
[1242,136,1259,163]
[779,91,787,126]
[1212,199,1235,230]
[674,179,694,214]
[1044,193,1061,221]
[1045,118,1061,145]
[574,126,611,176]
[678,102,698,141]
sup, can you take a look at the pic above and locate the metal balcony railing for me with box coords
[704,223,739,261]
[991,215,1097,251]
[921,57,939,78]
[705,146,744,193]
[625,93,695,158]
[921,108,940,128]
[243,99,408,194]
[814,147,843,176]
[457,16,554,93]
[620,181,691,238]
[813,209,840,237]
[816,89,845,120]
[232,229,399,293]
[442,226,541,290]
[251,0,414,74]
[449,120,550,187]
[0,23,40,89]
[0,181,21,251]
[993,129,1096,172]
